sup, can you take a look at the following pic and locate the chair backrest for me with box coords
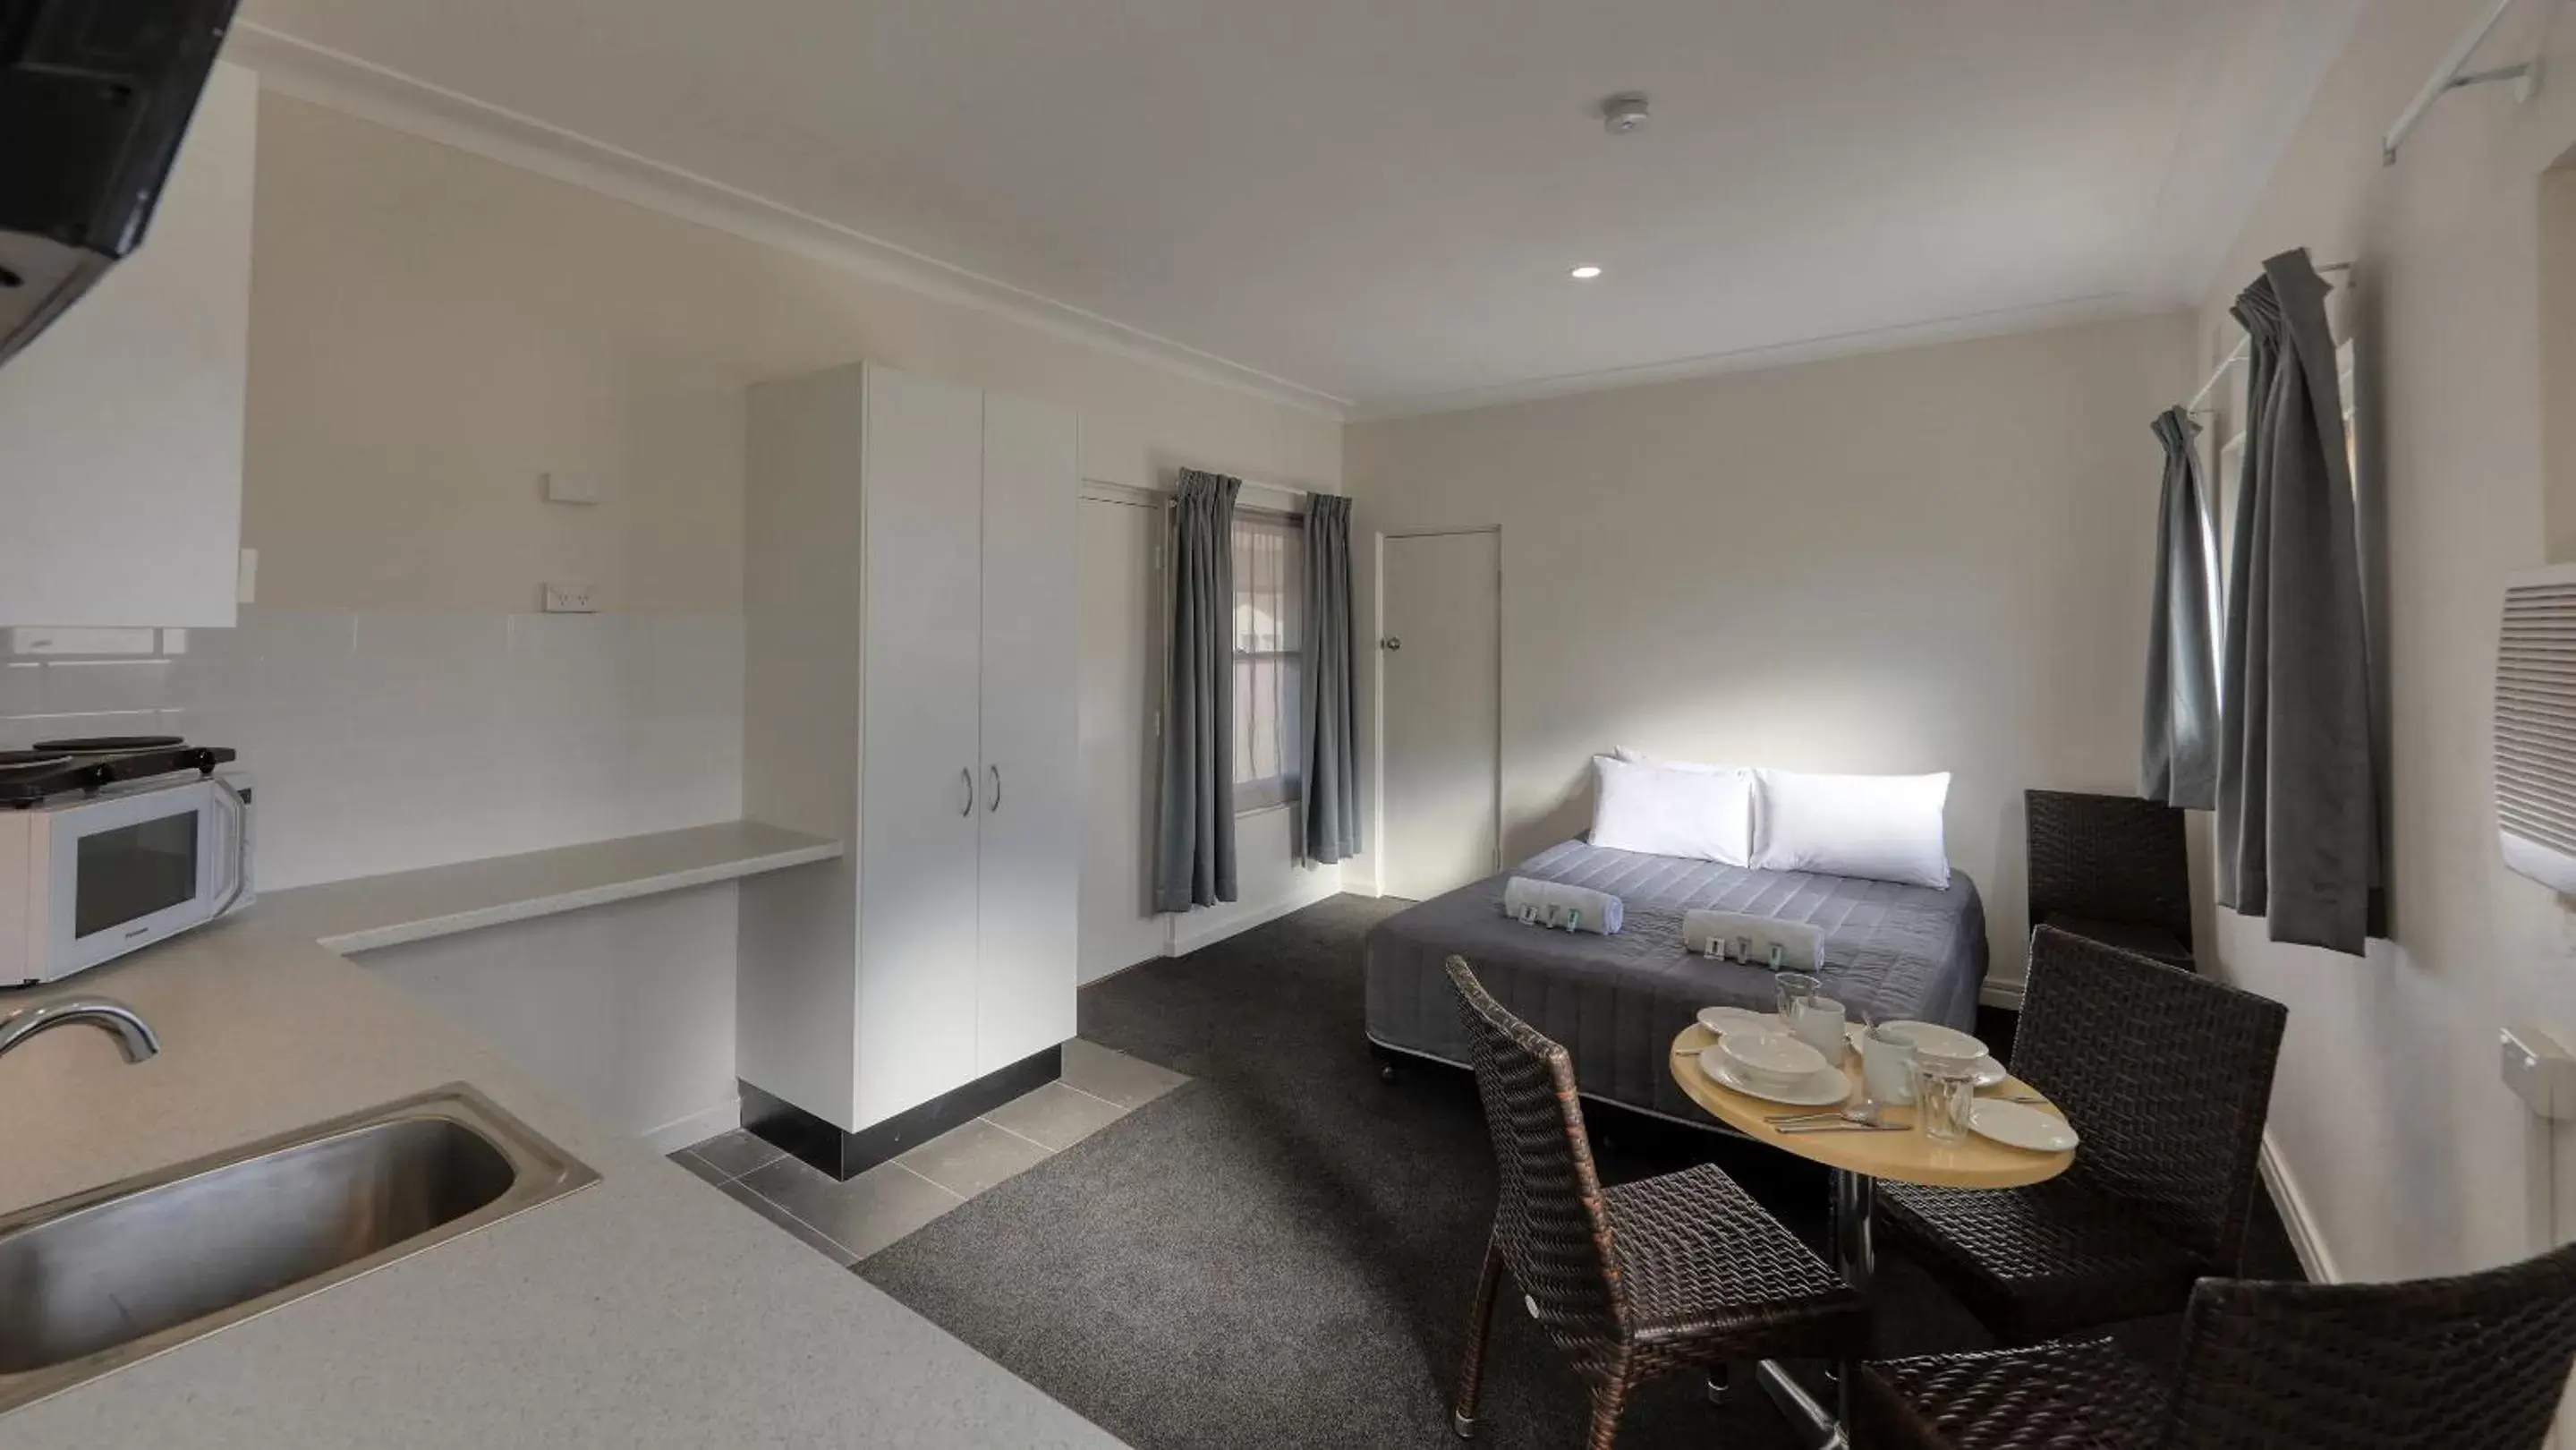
[2016,926,2285,1270]
[2161,1241,2576,1450]
[2025,789,2193,942]
[1445,956,1626,1352]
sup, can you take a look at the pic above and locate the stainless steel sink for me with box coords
[0,1083,597,1412]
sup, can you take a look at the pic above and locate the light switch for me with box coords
[542,470,600,505]
[541,582,599,614]
[2500,1026,2576,1120]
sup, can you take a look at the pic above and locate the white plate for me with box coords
[1696,1006,1774,1036]
[1700,1048,1850,1106]
[1884,1019,1988,1060]
[1968,1055,2008,1089]
[1968,1099,2079,1153]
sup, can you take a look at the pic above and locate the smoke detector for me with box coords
[1600,93,1650,135]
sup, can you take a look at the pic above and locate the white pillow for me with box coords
[1612,746,1737,774]
[1752,769,1952,889]
[1590,754,1755,866]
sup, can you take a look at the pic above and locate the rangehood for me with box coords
[0,0,241,366]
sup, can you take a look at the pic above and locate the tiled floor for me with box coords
[671,1038,1186,1267]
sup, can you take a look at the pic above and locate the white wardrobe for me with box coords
[738,362,1079,1157]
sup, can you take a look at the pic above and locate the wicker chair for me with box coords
[1852,1238,2576,1449]
[1877,927,2285,1344]
[1444,956,1866,1448]
[2025,788,2195,969]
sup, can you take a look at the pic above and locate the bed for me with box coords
[1364,839,1988,1125]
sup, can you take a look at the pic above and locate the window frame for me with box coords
[1228,505,1305,816]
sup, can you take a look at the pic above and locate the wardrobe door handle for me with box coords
[959,767,974,817]
[988,764,1002,814]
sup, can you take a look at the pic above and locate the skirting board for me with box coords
[743,1046,1063,1181]
[1167,873,1345,956]
[2258,1129,2342,1284]
[638,1095,743,1157]
[1977,977,2027,1011]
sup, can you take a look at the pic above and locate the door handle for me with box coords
[988,763,1002,814]
[959,767,974,817]
[207,778,251,919]
[1381,636,1402,651]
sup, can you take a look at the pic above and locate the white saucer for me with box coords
[1696,1006,1776,1036]
[1700,1048,1849,1106]
[1968,1099,2079,1153]
[1967,1055,2008,1089]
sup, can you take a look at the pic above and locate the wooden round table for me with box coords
[1669,1021,2075,1449]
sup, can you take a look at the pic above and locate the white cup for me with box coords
[1861,1023,1918,1106]
[1787,994,1847,1061]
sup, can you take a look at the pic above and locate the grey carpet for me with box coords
[860,893,2301,1449]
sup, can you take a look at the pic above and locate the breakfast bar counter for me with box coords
[0,916,1125,1448]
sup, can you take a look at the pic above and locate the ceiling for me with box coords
[231,0,2365,417]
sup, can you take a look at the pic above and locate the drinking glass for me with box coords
[1773,972,1821,1022]
[1912,1053,1979,1145]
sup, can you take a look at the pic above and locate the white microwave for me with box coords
[0,772,253,986]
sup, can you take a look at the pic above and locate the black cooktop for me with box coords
[0,738,236,807]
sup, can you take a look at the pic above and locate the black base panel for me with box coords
[742,1045,1063,1181]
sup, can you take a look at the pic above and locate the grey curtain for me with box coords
[1300,495,1362,863]
[2142,406,2220,809]
[1153,469,1240,910]
[2215,250,2379,954]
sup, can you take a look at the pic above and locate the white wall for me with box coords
[2184,0,2576,1296]
[237,91,1339,618]
[1078,495,1170,980]
[1077,489,1348,983]
[124,88,1342,937]
[355,883,743,1152]
[0,609,742,891]
[1346,312,2194,983]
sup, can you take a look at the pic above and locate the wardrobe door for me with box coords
[855,366,986,1122]
[974,392,1081,1072]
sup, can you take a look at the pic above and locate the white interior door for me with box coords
[975,393,1082,1071]
[1380,529,1501,901]
[1077,494,1166,982]
[856,366,985,1122]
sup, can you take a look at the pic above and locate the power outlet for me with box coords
[541,582,599,614]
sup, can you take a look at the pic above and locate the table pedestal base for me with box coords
[1754,1360,1844,1450]
[1753,1169,1875,1450]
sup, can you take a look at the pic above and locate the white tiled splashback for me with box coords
[0,609,745,890]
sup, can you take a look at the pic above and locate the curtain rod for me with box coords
[2384,0,2538,166]
[2184,261,2354,414]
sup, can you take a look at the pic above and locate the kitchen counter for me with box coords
[0,914,1126,1447]
[252,820,844,953]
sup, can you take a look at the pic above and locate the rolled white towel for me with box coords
[1501,877,1624,935]
[1681,909,1823,969]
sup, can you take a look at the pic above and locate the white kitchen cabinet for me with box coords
[974,391,1082,1073]
[738,362,1080,1169]
[0,62,254,628]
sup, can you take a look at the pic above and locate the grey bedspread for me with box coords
[1364,840,1987,1124]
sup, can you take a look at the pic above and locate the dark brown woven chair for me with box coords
[1877,927,2285,1344]
[2026,788,2195,969]
[1853,1238,2576,1449]
[1444,956,1866,1448]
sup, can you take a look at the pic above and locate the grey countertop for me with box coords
[0,899,1122,1446]
[251,820,844,953]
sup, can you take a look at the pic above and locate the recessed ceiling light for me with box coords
[1569,265,1603,280]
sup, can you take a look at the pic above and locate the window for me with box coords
[1231,510,1304,813]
